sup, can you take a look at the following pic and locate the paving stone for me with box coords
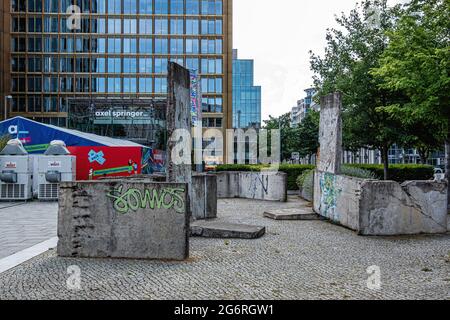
[190,221,266,239]
[264,208,324,221]
[0,198,449,300]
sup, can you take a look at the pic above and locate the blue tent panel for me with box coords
[0,117,143,153]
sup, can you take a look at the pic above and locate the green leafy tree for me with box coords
[372,0,449,182]
[310,0,407,179]
[297,110,320,163]
[263,113,300,161]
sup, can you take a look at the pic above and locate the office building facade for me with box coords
[1,0,233,147]
[232,49,260,129]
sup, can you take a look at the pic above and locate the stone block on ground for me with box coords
[190,221,265,239]
[57,181,189,261]
[264,208,323,221]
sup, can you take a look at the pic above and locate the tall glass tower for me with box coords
[1,0,233,146]
[232,49,261,129]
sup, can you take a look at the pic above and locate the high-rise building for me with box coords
[291,88,319,127]
[232,49,261,129]
[1,0,233,147]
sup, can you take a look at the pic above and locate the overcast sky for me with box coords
[233,0,404,121]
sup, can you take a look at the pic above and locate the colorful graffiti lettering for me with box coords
[106,185,186,214]
[319,172,342,220]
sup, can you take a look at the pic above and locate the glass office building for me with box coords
[232,49,260,129]
[1,0,233,146]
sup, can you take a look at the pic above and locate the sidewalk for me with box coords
[0,202,57,259]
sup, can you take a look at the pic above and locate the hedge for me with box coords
[215,164,315,190]
[346,164,434,182]
[215,164,434,187]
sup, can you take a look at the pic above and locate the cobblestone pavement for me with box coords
[0,202,57,259]
[0,197,448,300]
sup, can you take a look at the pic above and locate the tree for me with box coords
[310,0,407,179]
[372,0,449,193]
[263,113,300,161]
[297,110,320,163]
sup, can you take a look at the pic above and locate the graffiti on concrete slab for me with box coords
[249,174,269,199]
[107,185,186,214]
[320,172,342,220]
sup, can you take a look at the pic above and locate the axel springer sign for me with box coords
[94,109,149,119]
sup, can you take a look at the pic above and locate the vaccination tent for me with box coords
[0,116,157,180]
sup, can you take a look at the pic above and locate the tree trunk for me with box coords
[381,145,389,181]
[418,149,429,165]
[445,138,450,212]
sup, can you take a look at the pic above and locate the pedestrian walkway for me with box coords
[0,202,57,259]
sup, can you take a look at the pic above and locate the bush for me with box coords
[346,164,434,182]
[215,164,315,190]
[341,165,377,180]
[296,169,314,201]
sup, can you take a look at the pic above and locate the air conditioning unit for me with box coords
[0,139,33,201]
[37,140,76,200]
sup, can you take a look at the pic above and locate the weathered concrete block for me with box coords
[313,171,448,235]
[192,174,217,220]
[318,92,343,174]
[359,180,448,235]
[264,208,323,221]
[216,171,287,202]
[190,221,266,239]
[57,181,189,260]
[216,171,240,198]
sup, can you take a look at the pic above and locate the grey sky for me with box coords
[233,0,404,122]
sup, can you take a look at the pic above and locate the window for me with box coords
[155,19,168,34]
[108,78,121,93]
[123,0,137,14]
[93,78,106,92]
[108,0,122,14]
[28,37,42,52]
[154,78,167,93]
[139,78,152,93]
[154,0,168,14]
[201,0,222,15]
[93,58,106,73]
[44,0,58,12]
[155,58,168,74]
[186,0,200,14]
[170,38,184,54]
[171,0,184,14]
[186,19,199,35]
[170,19,184,35]
[139,0,152,14]
[108,38,121,53]
[155,39,168,54]
[93,0,107,13]
[139,19,152,34]
[12,17,25,32]
[44,17,58,32]
[107,58,122,73]
[92,18,106,33]
[123,38,137,53]
[139,39,153,54]
[139,58,152,73]
[123,78,137,93]
[185,39,199,54]
[123,58,137,73]
[124,19,137,34]
[108,19,122,34]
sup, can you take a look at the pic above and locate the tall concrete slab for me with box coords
[318,92,343,174]
[167,62,192,185]
[57,181,189,260]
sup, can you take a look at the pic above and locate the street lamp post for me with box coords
[4,95,12,120]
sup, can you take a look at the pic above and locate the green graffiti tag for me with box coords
[106,185,186,214]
